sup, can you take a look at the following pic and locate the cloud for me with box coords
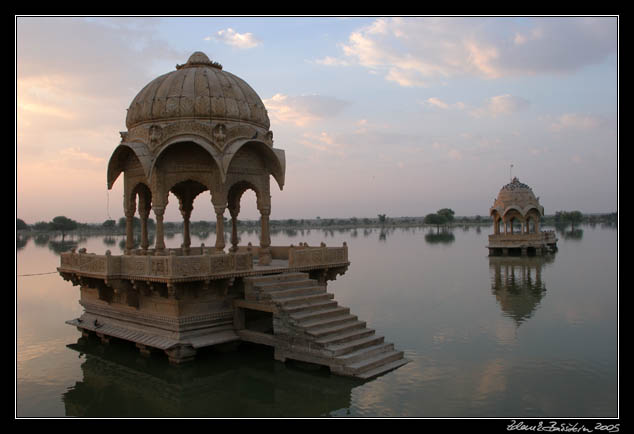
[57,147,105,166]
[424,97,466,110]
[321,17,617,87]
[206,28,261,49]
[300,131,346,157]
[471,94,530,118]
[17,17,183,97]
[314,56,350,66]
[262,93,349,126]
[430,141,464,161]
[17,17,186,136]
[550,113,604,132]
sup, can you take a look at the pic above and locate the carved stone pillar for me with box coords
[138,201,150,252]
[125,210,135,254]
[214,205,226,252]
[229,205,240,253]
[178,192,194,253]
[124,192,137,254]
[153,205,166,253]
[182,209,192,253]
[258,207,272,265]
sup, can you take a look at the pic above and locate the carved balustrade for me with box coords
[488,230,557,247]
[288,243,349,268]
[59,242,350,283]
[59,249,254,282]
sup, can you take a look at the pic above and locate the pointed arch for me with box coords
[222,138,285,190]
[148,134,223,182]
[107,142,152,189]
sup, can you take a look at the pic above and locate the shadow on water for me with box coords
[488,254,555,327]
[63,336,364,418]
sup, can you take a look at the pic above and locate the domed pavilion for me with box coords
[58,52,408,378]
[488,177,557,256]
[108,51,285,264]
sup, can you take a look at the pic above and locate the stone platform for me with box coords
[58,242,408,378]
[487,230,558,256]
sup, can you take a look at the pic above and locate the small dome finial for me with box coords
[176,51,222,70]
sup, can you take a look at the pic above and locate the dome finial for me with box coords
[176,51,222,70]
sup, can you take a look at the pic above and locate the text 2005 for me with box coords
[594,423,619,433]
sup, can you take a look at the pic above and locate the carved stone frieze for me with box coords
[149,124,163,148]
[213,123,227,148]
[126,120,270,154]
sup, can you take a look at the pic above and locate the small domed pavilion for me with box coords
[488,177,557,256]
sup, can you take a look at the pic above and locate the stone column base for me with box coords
[164,344,197,365]
[258,249,272,266]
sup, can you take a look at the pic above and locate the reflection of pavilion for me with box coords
[63,337,361,417]
[488,178,558,256]
[489,255,554,326]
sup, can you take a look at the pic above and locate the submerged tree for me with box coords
[555,210,584,231]
[436,208,455,223]
[50,216,78,241]
[424,213,447,232]
[17,218,28,230]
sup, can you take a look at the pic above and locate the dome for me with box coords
[125,52,270,130]
[492,177,543,216]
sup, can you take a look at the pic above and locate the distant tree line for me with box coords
[16,210,616,236]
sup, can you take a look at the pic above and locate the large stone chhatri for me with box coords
[108,51,284,262]
[59,52,408,379]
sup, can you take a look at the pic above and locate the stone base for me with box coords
[165,344,197,365]
[67,309,239,364]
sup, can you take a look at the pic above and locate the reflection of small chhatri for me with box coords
[58,52,408,379]
[489,255,553,326]
[488,177,558,256]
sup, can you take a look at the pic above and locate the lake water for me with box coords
[16,223,619,418]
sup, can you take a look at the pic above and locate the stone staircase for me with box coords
[242,272,409,380]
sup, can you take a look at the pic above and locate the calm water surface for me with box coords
[16,224,618,418]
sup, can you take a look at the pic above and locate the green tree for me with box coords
[50,216,78,240]
[437,208,455,223]
[377,214,387,224]
[33,221,51,231]
[102,219,116,229]
[17,218,28,230]
[424,213,447,232]
[563,210,583,230]
[554,210,584,230]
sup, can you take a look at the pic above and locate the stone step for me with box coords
[290,306,350,323]
[283,299,339,314]
[335,342,395,365]
[274,291,334,307]
[244,272,309,286]
[327,334,385,357]
[315,327,376,346]
[265,285,326,300]
[355,357,410,380]
[300,313,359,330]
[256,278,317,291]
[346,349,405,376]
[305,319,366,339]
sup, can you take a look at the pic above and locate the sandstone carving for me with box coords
[59,52,407,379]
[488,177,558,256]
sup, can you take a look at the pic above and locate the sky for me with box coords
[16,16,619,224]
